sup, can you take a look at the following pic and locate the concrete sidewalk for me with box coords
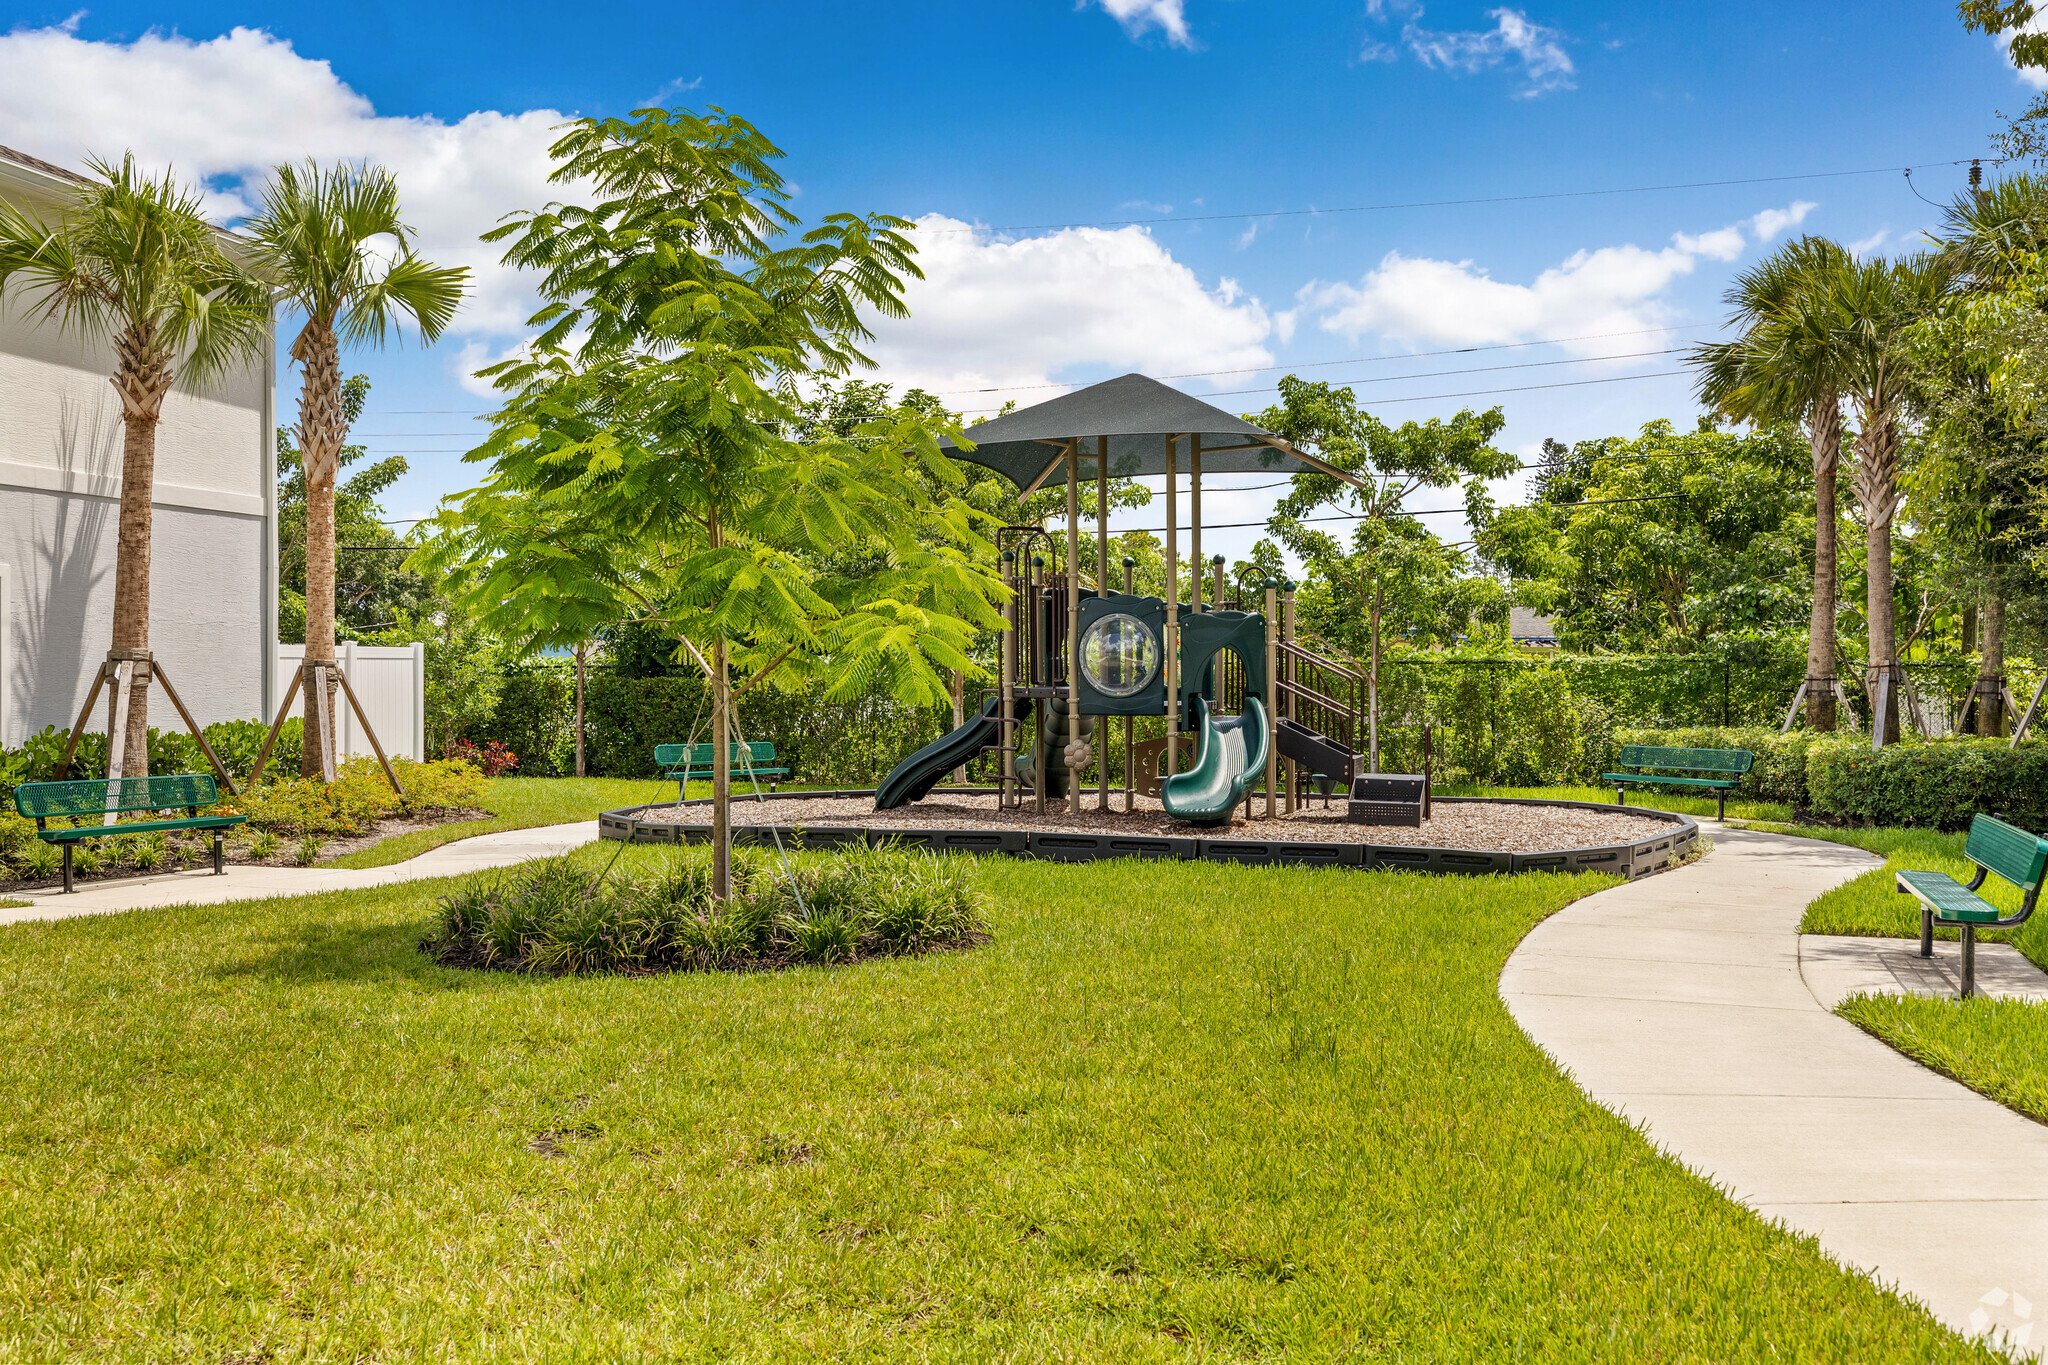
[1502,827,2048,1356]
[0,820,601,926]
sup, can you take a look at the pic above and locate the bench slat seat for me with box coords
[13,774,247,892]
[1895,814,2048,997]
[37,815,245,843]
[1607,744,1755,820]
[1895,869,2009,923]
[1598,773,1734,789]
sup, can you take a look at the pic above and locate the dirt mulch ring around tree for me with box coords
[629,792,1677,853]
[0,807,486,894]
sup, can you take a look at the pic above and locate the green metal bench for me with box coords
[13,774,248,893]
[654,742,789,801]
[1602,744,1754,821]
[1896,813,2048,999]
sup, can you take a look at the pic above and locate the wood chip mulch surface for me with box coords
[630,792,1676,853]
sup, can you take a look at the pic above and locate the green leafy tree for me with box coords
[246,161,466,778]
[0,155,268,775]
[1912,174,2048,729]
[1253,378,1518,769]
[1474,420,1815,655]
[1961,2,2048,161]
[440,108,1002,896]
[1692,236,1853,729]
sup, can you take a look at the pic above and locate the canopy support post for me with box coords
[1165,436,1180,782]
[1264,578,1279,819]
[1123,557,1135,812]
[1190,436,1203,613]
[1066,441,1083,813]
[1096,436,1110,811]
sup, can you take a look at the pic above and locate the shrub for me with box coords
[1803,737,2048,831]
[423,843,992,975]
[236,757,488,836]
[293,834,325,866]
[247,829,281,861]
[446,739,518,778]
[202,718,301,780]
[17,840,60,879]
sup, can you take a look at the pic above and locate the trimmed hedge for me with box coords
[1620,726,2048,830]
[1804,738,2048,831]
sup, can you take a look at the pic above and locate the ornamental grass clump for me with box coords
[424,843,991,975]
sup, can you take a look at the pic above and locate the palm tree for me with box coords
[1827,253,1954,744]
[1931,174,2048,735]
[245,162,466,778]
[0,155,267,776]
[1692,237,1851,730]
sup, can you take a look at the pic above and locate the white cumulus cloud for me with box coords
[1304,205,1813,355]
[1091,0,1193,48]
[1368,4,1575,96]
[0,21,566,337]
[1750,200,1818,241]
[865,214,1272,405]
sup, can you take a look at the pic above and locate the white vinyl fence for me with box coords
[275,642,426,762]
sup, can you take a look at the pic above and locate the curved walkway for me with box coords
[1502,826,2048,1356]
[0,820,600,927]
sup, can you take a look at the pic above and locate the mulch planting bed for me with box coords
[629,792,1676,853]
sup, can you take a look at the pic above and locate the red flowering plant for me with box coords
[446,738,519,778]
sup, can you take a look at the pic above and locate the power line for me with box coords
[925,160,1981,234]
[1108,493,1685,535]
[355,323,1718,420]
[354,369,1700,455]
[930,324,1715,395]
[957,349,1687,414]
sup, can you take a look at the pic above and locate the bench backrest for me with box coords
[1617,744,1754,777]
[14,774,219,822]
[1964,814,2048,894]
[653,742,777,768]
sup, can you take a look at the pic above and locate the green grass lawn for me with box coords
[1837,992,2048,1125]
[0,848,1990,1361]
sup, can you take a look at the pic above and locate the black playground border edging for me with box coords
[597,790,1698,879]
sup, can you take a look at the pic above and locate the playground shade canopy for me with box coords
[938,373,1357,491]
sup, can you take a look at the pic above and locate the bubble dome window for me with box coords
[1079,613,1162,698]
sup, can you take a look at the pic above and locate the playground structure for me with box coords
[875,374,1374,826]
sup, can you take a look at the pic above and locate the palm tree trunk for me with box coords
[1976,595,2006,737]
[1855,419,1902,744]
[295,320,346,779]
[108,324,174,779]
[1805,399,1841,731]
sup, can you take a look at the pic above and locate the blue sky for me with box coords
[0,1,2032,564]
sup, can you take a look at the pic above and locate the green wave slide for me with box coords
[874,695,1023,810]
[1161,693,1269,826]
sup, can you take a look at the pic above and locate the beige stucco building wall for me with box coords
[0,147,275,749]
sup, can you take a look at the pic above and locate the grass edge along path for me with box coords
[0,845,1996,1361]
[322,777,861,870]
[321,776,687,870]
